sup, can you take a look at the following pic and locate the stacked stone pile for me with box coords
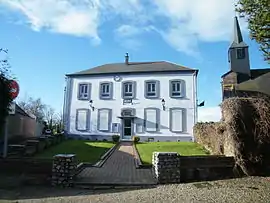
[51,154,77,187]
[152,152,181,184]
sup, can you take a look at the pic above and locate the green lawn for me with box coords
[35,140,115,163]
[136,142,210,164]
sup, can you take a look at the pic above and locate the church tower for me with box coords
[228,16,251,76]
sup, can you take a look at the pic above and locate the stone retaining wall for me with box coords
[0,158,52,175]
[152,152,235,184]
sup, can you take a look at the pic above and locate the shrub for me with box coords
[102,139,108,142]
[112,135,120,143]
[133,136,140,143]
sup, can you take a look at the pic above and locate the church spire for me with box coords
[228,16,250,76]
[233,16,243,44]
[230,16,248,48]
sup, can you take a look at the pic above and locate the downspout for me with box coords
[193,70,198,124]
[62,77,67,132]
[192,70,198,142]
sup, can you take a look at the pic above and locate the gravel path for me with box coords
[0,177,269,203]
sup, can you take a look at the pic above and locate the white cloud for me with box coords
[198,106,222,122]
[114,25,154,49]
[0,0,247,56]
[0,0,100,43]
[115,25,142,38]
[152,0,246,55]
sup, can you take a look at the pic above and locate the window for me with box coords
[78,83,90,100]
[97,108,112,132]
[236,48,245,59]
[100,82,113,99]
[76,109,90,131]
[144,108,159,132]
[145,80,159,98]
[122,81,136,99]
[169,108,185,132]
[170,80,184,98]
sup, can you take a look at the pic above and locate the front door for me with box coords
[123,118,132,140]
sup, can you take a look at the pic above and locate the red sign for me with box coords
[9,80,19,100]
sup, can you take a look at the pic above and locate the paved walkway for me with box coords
[76,142,157,185]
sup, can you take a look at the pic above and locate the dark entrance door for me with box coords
[123,118,132,139]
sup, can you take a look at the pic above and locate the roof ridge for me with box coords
[66,60,197,76]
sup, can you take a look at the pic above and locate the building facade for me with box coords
[64,56,198,142]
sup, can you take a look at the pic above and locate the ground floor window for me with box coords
[144,108,159,132]
[98,108,112,132]
[76,109,90,131]
[169,108,185,132]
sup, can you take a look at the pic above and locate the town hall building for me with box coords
[63,55,199,142]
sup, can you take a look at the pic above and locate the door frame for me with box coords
[121,118,133,140]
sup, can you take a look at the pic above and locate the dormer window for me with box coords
[236,48,245,59]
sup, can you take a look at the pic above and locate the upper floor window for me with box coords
[100,82,113,100]
[145,80,159,99]
[78,83,90,100]
[236,48,245,59]
[122,81,136,99]
[170,80,184,98]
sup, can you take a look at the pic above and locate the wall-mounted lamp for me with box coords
[89,100,95,111]
[161,99,166,111]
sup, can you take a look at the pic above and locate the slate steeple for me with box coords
[228,16,250,76]
[230,16,248,48]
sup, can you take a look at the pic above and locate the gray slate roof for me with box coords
[67,61,197,76]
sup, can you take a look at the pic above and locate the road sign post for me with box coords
[2,80,19,158]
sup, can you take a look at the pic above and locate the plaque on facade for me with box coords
[123,99,133,105]
[112,123,120,133]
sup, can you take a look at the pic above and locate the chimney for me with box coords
[125,53,129,65]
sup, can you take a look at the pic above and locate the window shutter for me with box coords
[171,109,183,132]
[99,109,110,131]
[77,110,88,131]
[145,109,157,132]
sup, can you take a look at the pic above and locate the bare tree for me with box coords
[53,111,64,132]
[44,106,55,125]
[54,112,63,125]
[18,96,46,122]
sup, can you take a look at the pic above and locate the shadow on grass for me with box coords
[35,140,115,163]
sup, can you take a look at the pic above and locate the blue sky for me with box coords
[0,0,268,121]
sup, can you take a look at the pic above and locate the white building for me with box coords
[63,54,199,142]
